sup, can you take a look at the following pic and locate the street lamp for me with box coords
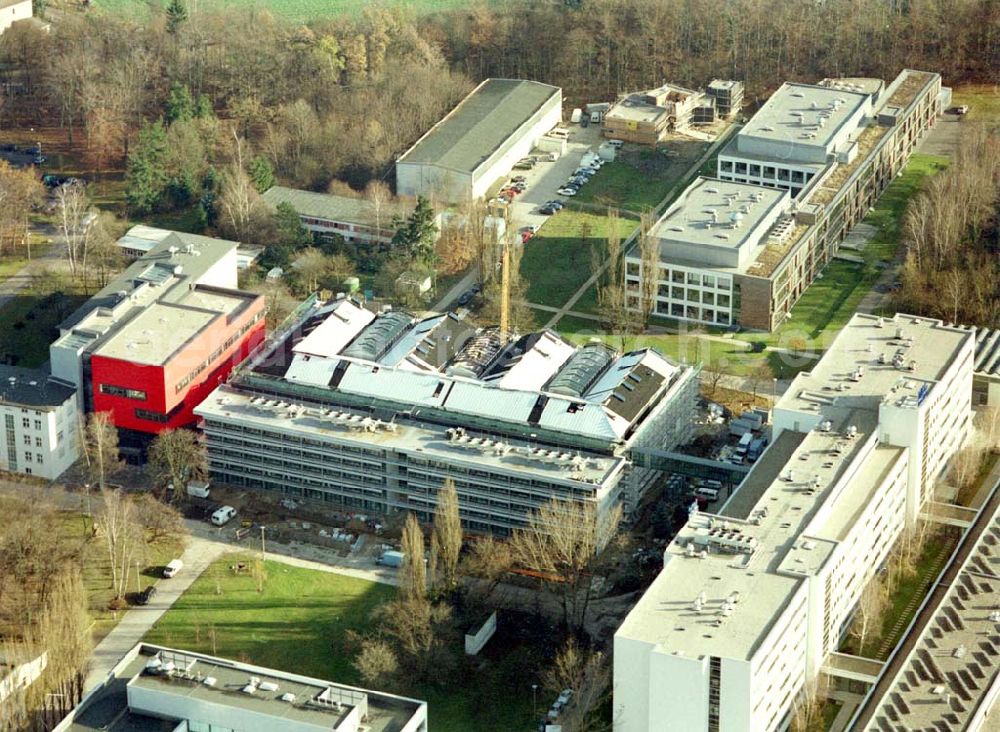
[531,683,538,719]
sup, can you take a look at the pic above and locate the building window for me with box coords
[36,454,43,464]
[135,409,169,424]
[24,452,32,463]
[777,168,790,181]
[34,420,41,431]
[720,160,733,172]
[21,417,29,429]
[735,162,747,174]
[34,437,41,447]
[99,384,147,401]
[764,166,776,178]
[25,468,31,475]
[23,435,30,446]
[672,270,685,284]
[749,164,761,177]
[703,274,716,288]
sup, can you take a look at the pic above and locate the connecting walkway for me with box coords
[920,500,977,528]
[629,447,750,483]
[822,652,885,684]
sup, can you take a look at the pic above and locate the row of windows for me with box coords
[719,160,815,185]
[175,312,263,393]
[654,284,732,308]
[626,262,732,291]
[99,383,147,401]
[135,409,169,423]
[20,417,43,430]
[23,452,44,464]
[22,435,42,447]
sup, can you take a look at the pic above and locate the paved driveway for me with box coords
[82,537,229,693]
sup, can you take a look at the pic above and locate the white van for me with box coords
[694,486,720,501]
[163,559,183,578]
[570,108,583,124]
[211,505,237,526]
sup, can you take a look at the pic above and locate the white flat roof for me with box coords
[292,299,375,360]
[738,82,869,153]
[651,177,788,253]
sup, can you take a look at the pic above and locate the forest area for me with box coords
[2,0,1000,315]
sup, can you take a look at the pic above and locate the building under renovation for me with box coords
[602,83,705,145]
[195,298,699,535]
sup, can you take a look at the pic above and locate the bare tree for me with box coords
[637,211,658,329]
[290,247,329,293]
[399,513,427,603]
[790,675,830,732]
[133,493,187,543]
[510,498,622,631]
[56,183,92,280]
[82,411,121,493]
[462,535,513,606]
[432,479,462,592]
[544,638,612,732]
[851,574,889,655]
[353,638,398,685]
[98,488,148,602]
[219,133,260,243]
[147,428,207,501]
[364,179,393,240]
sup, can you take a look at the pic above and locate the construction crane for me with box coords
[499,236,510,341]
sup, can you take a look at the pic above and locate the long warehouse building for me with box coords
[614,313,974,732]
[195,297,698,535]
[395,78,562,202]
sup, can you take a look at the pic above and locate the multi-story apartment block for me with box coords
[0,366,79,480]
[614,313,974,732]
[628,69,948,330]
[56,643,427,732]
[49,232,265,458]
[195,297,699,534]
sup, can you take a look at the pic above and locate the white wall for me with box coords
[0,0,31,34]
[0,397,80,481]
[197,248,238,290]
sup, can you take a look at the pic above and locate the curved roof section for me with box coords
[342,311,413,362]
[548,343,615,397]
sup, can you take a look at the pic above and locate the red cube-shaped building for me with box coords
[50,230,266,452]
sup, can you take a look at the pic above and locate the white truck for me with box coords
[186,480,210,499]
[570,108,583,124]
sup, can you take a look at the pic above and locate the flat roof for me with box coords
[738,82,869,152]
[617,313,970,662]
[61,232,239,331]
[781,313,972,416]
[397,78,560,174]
[93,286,253,367]
[0,366,75,409]
[261,187,408,229]
[651,177,789,253]
[605,100,667,124]
[197,386,622,488]
[863,502,1000,731]
[60,644,424,732]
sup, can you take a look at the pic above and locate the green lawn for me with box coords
[951,85,1000,125]
[573,160,677,212]
[144,556,541,731]
[520,209,636,308]
[0,290,89,368]
[92,0,484,22]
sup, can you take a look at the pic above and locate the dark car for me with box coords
[539,205,556,215]
[457,290,475,306]
[136,585,157,605]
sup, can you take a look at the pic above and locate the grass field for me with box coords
[144,556,541,731]
[520,209,636,308]
[92,0,480,23]
[951,84,1000,126]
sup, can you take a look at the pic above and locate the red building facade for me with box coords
[89,292,265,434]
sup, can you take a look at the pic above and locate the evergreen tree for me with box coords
[248,156,275,193]
[391,196,438,265]
[274,202,313,251]
[165,0,188,35]
[165,83,194,124]
[194,95,215,120]
[125,121,170,214]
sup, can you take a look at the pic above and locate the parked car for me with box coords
[557,187,578,197]
[32,155,46,165]
[211,505,237,526]
[457,290,475,306]
[163,559,184,578]
[608,139,624,148]
[521,230,535,243]
[538,205,556,215]
[136,585,157,605]
[954,105,970,115]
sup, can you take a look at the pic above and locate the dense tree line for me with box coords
[895,120,1000,326]
[429,0,1000,102]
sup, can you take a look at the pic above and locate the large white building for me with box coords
[0,0,31,34]
[56,643,427,732]
[195,297,698,534]
[626,177,792,326]
[395,78,562,202]
[629,70,946,331]
[0,366,80,480]
[614,313,974,732]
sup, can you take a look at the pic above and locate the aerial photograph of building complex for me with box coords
[0,1,999,731]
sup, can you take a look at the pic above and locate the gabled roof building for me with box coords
[195,297,699,535]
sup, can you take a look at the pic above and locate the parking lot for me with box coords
[493,123,607,233]
[0,142,46,168]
